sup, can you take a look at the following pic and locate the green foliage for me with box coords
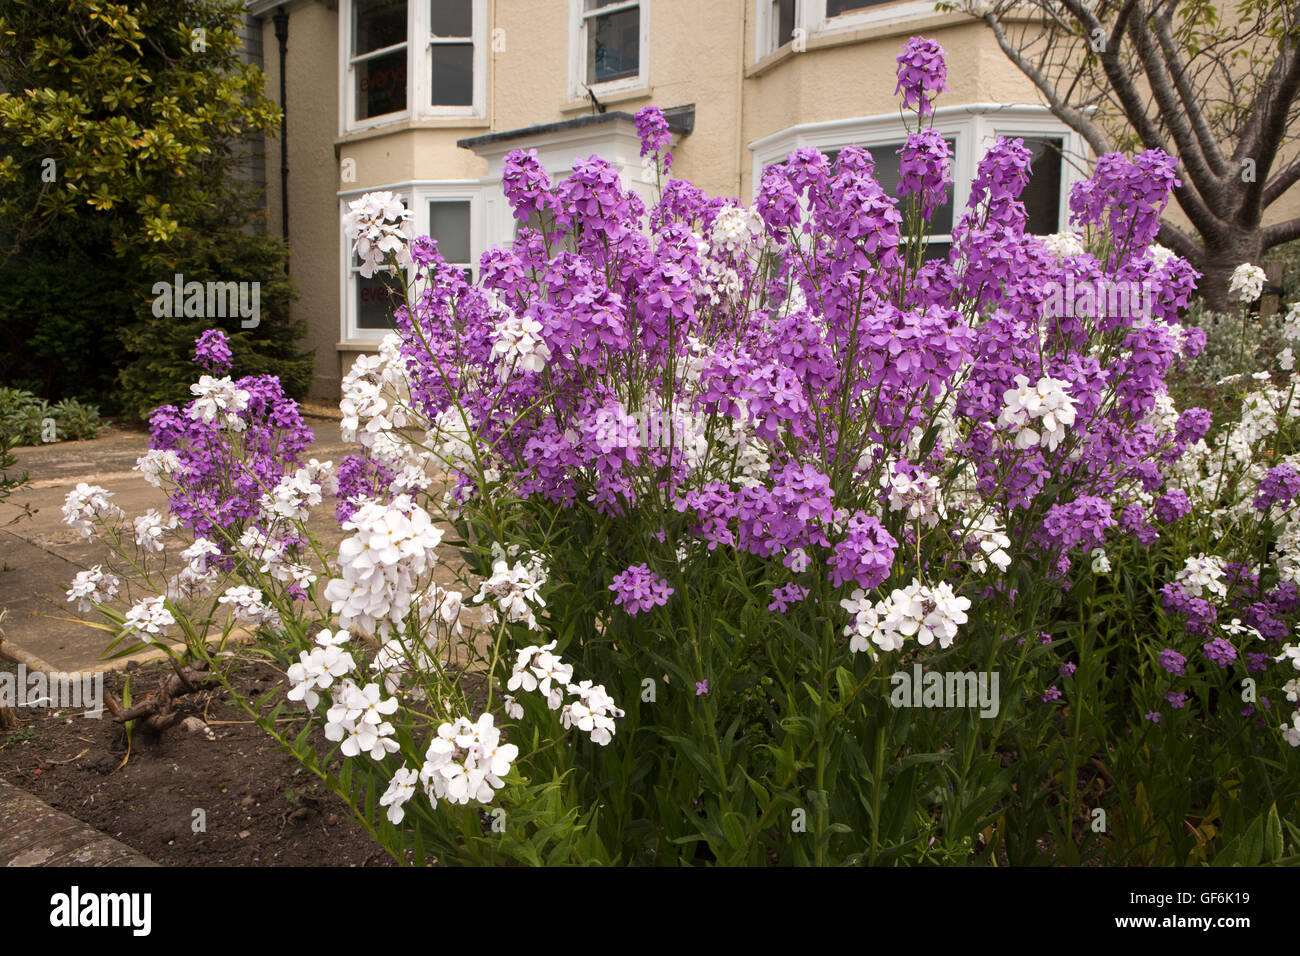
[0,0,281,251]
[0,0,311,417]
[117,226,313,420]
[0,385,100,443]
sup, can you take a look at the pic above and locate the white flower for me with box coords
[1039,231,1084,261]
[844,579,971,652]
[1228,262,1266,303]
[380,767,419,824]
[1280,347,1295,372]
[343,191,412,279]
[188,375,251,428]
[217,585,279,630]
[490,311,552,380]
[122,595,175,642]
[997,375,1076,453]
[473,555,548,631]
[133,509,177,554]
[134,449,183,488]
[62,483,124,538]
[503,695,524,720]
[1174,553,1227,600]
[65,566,119,613]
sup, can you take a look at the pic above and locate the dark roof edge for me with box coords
[458,104,695,151]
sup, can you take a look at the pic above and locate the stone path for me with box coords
[0,419,351,673]
[0,779,156,867]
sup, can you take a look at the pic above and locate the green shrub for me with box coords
[0,386,100,444]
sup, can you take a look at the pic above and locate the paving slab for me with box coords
[0,779,156,866]
[0,419,354,673]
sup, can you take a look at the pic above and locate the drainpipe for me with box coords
[273,5,290,269]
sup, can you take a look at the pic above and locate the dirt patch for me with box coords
[0,659,395,867]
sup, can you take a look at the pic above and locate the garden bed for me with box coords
[0,659,393,867]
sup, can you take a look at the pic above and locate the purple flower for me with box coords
[1060,661,1077,678]
[1202,636,1237,669]
[1145,710,1161,723]
[1158,648,1187,676]
[1165,690,1188,709]
[894,37,948,116]
[768,583,810,614]
[1153,489,1191,525]
[1042,685,1062,702]
[695,679,708,696]
[1254,464,1300,511]
[897,130,952,221]
[634,105,673,173]
[193,329,233,374]
[609,563,674,616]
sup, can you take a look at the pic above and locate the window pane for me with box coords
[775,0,796,47]
[826,141,955,235]
[355,0,407,55]
[1020,137,1063,234]
[356,48,408,119]
[587,8,639,84]
[430,201,472,264]
[827,0,894,16]
[431,0,472,36]
[586,0,628,9]
[431,43,474,105]
[357,273,402,329]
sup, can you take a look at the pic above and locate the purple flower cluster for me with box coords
[1158,648,1187,676]
[151,333,313,540]
[609,563,674,617]
[897,130,952,221]
[634,105,673,174]
[894,37,948,116]
[1254,464,1300,511]
[1070,151,1181,264]
[193,329,233,373]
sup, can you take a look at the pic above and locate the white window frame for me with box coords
[340,0,488,135]
[339,181,484,343]
[758,0,939,58]
[811,0,937,35]
[569,0,650,101]
[749,105,1091,242]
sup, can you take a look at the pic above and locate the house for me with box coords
[241,0,1123,399]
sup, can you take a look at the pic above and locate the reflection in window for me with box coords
[584,0,640,85]
[430,0,474,106]
[353,0,409,120]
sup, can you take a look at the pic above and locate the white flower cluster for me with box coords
[170,537,223,598]
[506,642,624,745]
[381,713,522,823]
[490,310,552,380]
[1228,262,1266,304]
[472,548,549,631]
[882,463,943,528]
[217,585,280,631]
[1278,643,1300,747]
[998,374,1077,453]
[1173,553,1228,600]
[710,203,766,258]
[62,483,124,538]
[286,628,356,709]
[1039,231,1085,261]
[260,459,337,523]
[955,512,1012,573]
[189,375,251,430]
[372,585,465,694]
[325,679,401,760]
[122,595,175,643]
[340,339,412,448]
[841,579,972,653]
[323,497,446,636]
[343,191,412,278]
[65,565,120,613]
[134,449,184,488]
[133,508,178,554]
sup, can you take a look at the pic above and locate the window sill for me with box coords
[337,339,386,352]
[559,85,653,114]
[748,10,965,78]
[336,117,492,148]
